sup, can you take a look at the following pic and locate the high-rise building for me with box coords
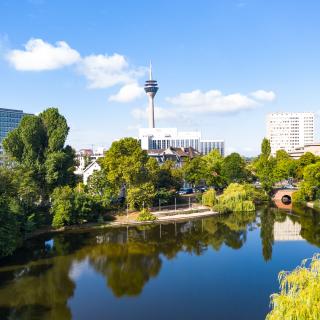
[139,64,225,156]
[0,108,29,165]
[266,112,316,155]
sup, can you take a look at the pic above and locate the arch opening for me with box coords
[281,195,292,204]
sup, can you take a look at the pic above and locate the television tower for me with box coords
[144,61,158,128]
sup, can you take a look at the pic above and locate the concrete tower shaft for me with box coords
[144,62,158,128]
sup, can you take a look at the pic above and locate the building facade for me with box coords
[266,112,316,155]
[147,146,201,167]
[83,160,101,185]
[139,127,225,156]
[0,108,29,165]
[74,147,106,175]
[288,143,320,159]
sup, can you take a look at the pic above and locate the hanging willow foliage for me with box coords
[206,183,256,213]
[267,253,320,320]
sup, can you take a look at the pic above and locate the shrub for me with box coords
[292,190,307,205]
[51,186,102,228]
[267,254,320,320]
[202,189,217,208]
[137,208,157,222]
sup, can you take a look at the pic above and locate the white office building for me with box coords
[139,127,225,156]
[266,112,316,155]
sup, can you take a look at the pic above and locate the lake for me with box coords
[0,206,319,320]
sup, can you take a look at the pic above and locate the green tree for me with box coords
[254,139,276,194]
[221,153,248,184]
[3,108,76,201]
[273,150,296,181]
[127,182,156,210]
[183,157,205,186]
[155,160,183,190]
[296,152,318,179]
[203,149,226,188]
[100,138,151,192]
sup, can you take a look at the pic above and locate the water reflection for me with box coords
[0,207,319,319]
[274,217,303,241]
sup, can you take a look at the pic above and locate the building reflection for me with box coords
[273,217,303,241]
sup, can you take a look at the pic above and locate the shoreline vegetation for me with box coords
[1,108,320,259]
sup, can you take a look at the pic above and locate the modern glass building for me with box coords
[0,108,29,165]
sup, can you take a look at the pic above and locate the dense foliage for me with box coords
[0,108,77,257]
[267,254,320,320]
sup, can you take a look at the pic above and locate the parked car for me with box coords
[195,186,207,193]
[178,188,193,195]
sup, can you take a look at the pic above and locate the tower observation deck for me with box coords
[144,62,158,128]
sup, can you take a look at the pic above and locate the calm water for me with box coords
[0,206,320,320]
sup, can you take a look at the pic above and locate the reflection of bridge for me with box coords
[274,217,303,241]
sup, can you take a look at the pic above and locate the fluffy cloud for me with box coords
[7,38,80,71]
[6,38,146,101]
[78,53,140,89]
[109,83,144,102]
[133,88,276,122]
[166,89,258,113]
[250,90,276,101]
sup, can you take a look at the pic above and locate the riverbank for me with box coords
[27,207,219,238]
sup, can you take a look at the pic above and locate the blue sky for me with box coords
[1,0,320,155]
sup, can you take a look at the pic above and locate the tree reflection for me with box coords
[259,207,275,261]
[0,212,260,319]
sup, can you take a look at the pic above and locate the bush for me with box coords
[136,208,157,222]
[51,186,102,228]
[267,254,320,320]
[202,189,217,208]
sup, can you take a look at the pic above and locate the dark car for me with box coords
[178,188,193,195]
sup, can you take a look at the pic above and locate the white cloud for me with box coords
[166,89,259,114]
[109,83,144,102]
[132,88,276,123]
[250,90,276,101]
[6,39,147,103]
[78,53,145,89]
[7,38,80,71]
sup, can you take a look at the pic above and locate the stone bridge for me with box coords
[272,188,297,209]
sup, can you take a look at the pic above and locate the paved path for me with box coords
[156,210,218,222]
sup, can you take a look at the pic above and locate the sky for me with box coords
[1,0,320,156]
